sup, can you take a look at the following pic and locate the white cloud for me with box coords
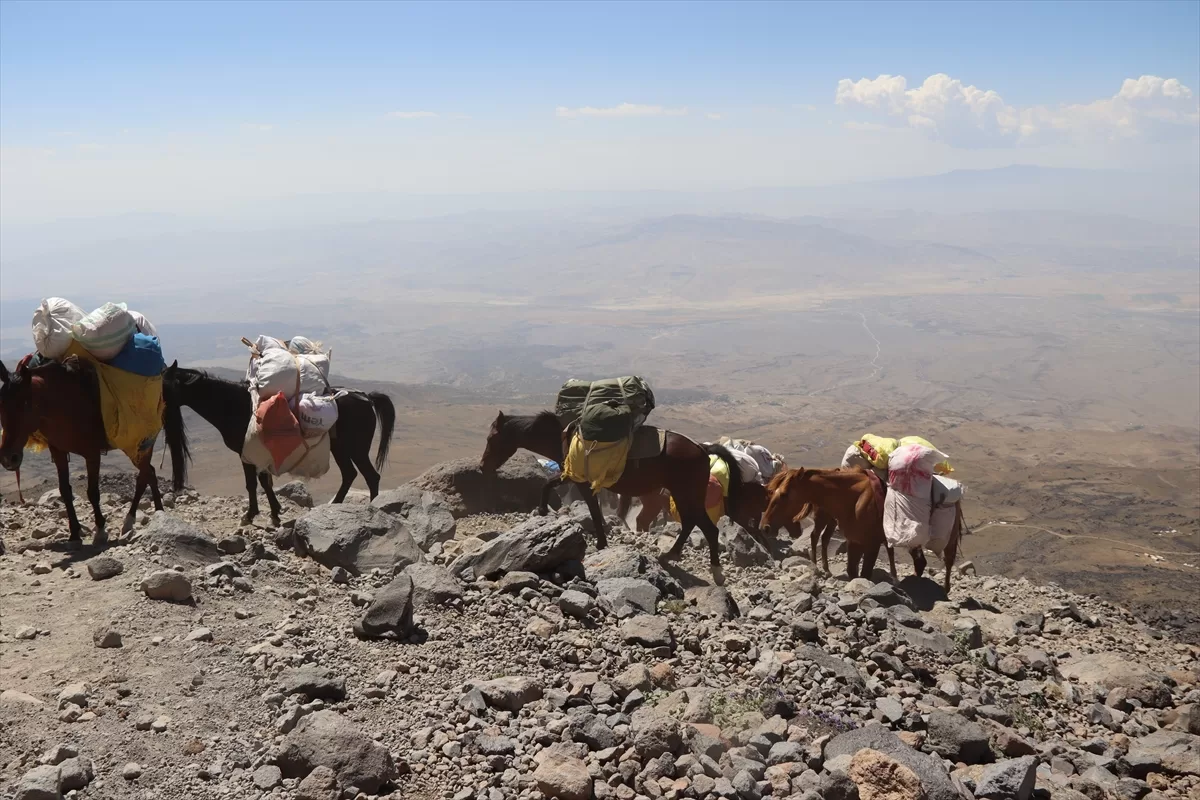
[242,123,274,132]
[386,111,438,119]
[706,112,723,121]
[555,103,688,119]
[835,73,1198,147]
[842,120,890,132]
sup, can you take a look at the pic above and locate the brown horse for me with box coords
[762,466,895,581]
[0,357,163,546]
[481,410,742,583]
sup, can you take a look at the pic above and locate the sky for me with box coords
[1,0,1198,224]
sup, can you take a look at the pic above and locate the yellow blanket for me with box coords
[28,341,163,464]
[670,453,730,525]
[562,432,631,492]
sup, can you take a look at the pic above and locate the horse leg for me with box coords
[809,523,821,572]
[910,547,927,578]
[886,546,898,582]
[349,446,381,500]
[695,513,725,587]
[50,448,84,544]
[147,463,164,511]
[616,493,631,525]
[821,520,834,575]
[942,515,961,594]
[122,460,151,537]
[861,540,883,581]
[258,472,282,527]
[578,484,607,550]
[241,463,261,524]
[846,542,861,578]
[663,516,693,562]
[328,441,355,503]
[538,477,562,516]
[85,453,106,547]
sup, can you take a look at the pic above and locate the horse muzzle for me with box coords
[0,450,22,472]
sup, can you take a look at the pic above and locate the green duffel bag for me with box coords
[555,376,655,426]
[579,401,634,443]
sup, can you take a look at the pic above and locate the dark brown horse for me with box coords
[480,410,742,583]
[0,357,163,545]
[162,363,394,526]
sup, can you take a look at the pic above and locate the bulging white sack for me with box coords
[32,297,84,359]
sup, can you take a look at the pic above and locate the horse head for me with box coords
[0,358,36,471]
[761,467,809,529]
[479,410,517,474]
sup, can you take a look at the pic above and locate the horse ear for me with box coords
[0,360,8,383]
[496,410,505,421]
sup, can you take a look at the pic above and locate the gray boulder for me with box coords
[824,724,963,800]
[273,710,397,793]
[140,570,193,603]
[352,573,415,640]
[685,586,741,619]
[721,519,771,566]
[278,666,347,701]
[1060,652,1167,691]
[85,556,124,581]
[57,758,93,792]
[294,505,423,576]
[477,677,543,712]
[401,563,463,607]
[449,515,586,579]
[372,485,457,550]
[141,514,220,566]
[14,765,62,800]
[794,645,865,689]
[1123,730,1200,777]
[975,756,1036,800]
[925,710,993,765]
[412,452,548,518]
[583,545,682,598]
[277,481,314,508]
[621,615,674,649]
[596,577,659,618]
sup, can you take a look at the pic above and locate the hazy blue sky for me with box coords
[2,0,1197,223]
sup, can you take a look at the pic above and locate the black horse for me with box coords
[162,362,395,525]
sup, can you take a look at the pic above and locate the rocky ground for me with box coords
[1,462,1199,800]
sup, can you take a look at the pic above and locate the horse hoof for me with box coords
[240,513,255,526]
[65,538,83,552]
[270,516,282,529]
[94,530,109,548]
[711,565,726,587]
[121,516,135,536]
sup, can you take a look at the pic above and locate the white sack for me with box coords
[32,297,85,359]
[128,310,158,338]
[883,488,932,551]
[297,393,338,433]
[249,345,330,400]
[71,302,135,360]
[887,443,949,498]
[929,504,956,553]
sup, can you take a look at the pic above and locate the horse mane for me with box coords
[169,367,246,388]
[505,410,559,434]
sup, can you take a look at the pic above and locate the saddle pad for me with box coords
[628,425,667,460]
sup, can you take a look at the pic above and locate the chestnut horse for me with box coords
[480,411,742,583]
[762,466,896,581]
[0,357,163,545]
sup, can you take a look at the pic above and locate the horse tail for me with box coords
[367,392,395,471]
[705,443,742,522]
[162,389,191,491]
